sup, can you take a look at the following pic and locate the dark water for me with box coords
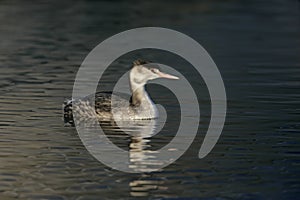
[1,0,300,199]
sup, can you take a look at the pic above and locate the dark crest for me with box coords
[133,59,149,66]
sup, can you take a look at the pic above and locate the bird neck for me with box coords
[130,83,149,106]
[129,77,158,119]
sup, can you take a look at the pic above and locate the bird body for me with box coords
[63,60,178,125]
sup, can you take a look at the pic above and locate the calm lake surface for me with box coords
[0,0,299,199]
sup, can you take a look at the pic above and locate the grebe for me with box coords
[63,60,179,124]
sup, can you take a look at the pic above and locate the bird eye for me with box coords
[150,68,159,73]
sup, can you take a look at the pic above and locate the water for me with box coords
[0,0,299,199]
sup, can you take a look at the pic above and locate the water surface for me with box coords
[0,0,299,199]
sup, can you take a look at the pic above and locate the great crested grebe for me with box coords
[63,59,179,124]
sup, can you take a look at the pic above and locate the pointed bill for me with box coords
[157,71,179,79]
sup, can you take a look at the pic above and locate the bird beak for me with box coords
[157,71,179,80]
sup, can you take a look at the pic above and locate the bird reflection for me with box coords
[74,112,169,196]
[129,177,167,197]
[105,119,165,173]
